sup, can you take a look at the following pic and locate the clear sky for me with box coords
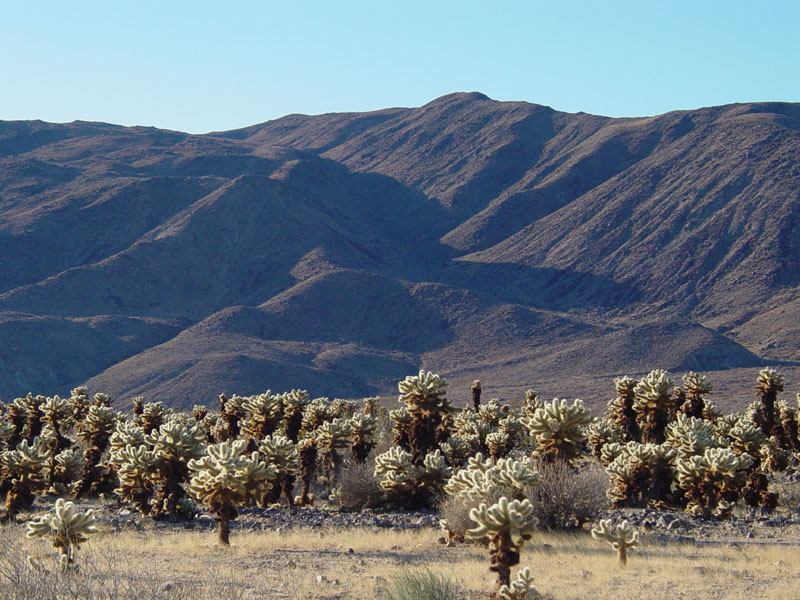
[2,0,798,133]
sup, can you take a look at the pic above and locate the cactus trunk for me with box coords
[217,518,231,546]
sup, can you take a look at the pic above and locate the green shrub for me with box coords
[378,568,462,600]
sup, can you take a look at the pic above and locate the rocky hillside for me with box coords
[1,93,798,408]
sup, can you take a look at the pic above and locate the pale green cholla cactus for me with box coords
[187,439,276,545]
[523,398,593,464]
[591,519,639,566]
[373,446,450,507]
[146,421,206,519]
[467,496,538,591]
[26,498,98,571]
[665,414,719,459]
[499,567,537,600]
[259,433,299,505]
[633,369,675,444]
[675,447,752,518]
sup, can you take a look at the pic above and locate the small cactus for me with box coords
[466,496,538,592]
[499,567,537,600]
[591,519,639,566]
[26,498,98,572]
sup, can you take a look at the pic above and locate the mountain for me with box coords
[1,93,799,410]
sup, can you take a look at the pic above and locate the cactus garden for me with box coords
[3,368,800,598]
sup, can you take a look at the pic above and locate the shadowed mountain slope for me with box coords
[1,93,799,406]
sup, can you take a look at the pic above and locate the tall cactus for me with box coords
[398,370,450,464]
[523,398,593,464]
[187,440,276,545]
[633,370,675,444]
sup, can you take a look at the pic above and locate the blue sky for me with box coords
[2,0,798,133]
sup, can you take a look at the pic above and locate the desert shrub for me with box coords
[334,458,384,511]
[438,485,506,541]
[0,524,243,600]
[527,459,608,529]
[378,568,462,600]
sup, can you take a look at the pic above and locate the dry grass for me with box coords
[4,522,800,599]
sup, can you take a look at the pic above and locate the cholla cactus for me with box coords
[74,405,117,498]
[14,394,46,443]
[281,389,311,442]
[93,393,111,407]
[681,372,712,419]
[295,436,317,506]
[605,442,676,508]
[444,456,539,502]
[675,447,752,518]
[665,414,719,460]
[68,387,91,422]
[187,439,276,545]
[633,370,675,444]
[389,408,412,451]
[471,380,482,411]
[147,421,206,519]
[0,417,16,450]
[26,499,98,572]
[374,446,450,508]
[591,519,639,566]
[241,392,282,445]
[111,444,156,515]
[212,394,245,442]
[347,413,377,463]
[608,376,640,442]
[754,368,784,437]
[39,396,73,452]
[478,399,505,427]
[451,410,491,455]
[1,438,48,517]
[398,370,450,463]
[466,496,538,591]
[49,448,83,496]
[523,398,593,464]
[728,418,766,457]
[316,418,350,480]
[259,434,299,505]
[499,567,537,600]
[192,405,208,422]
[300,397,335,436]
[587,418,623,459]
[138,402,169,435]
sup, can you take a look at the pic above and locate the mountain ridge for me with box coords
[1,93,799,408]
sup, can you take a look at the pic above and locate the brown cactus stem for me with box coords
[616,389,640,443]
[285,411,303,443]
[192,405,207,421]
[782,412,800,451]
[24,407,43,443]
[641,410,668,445]
[488,530,519,591]
[408,414,440,465]
[756,389,778,437]
[471,381,482,412]
[282,475,295,506]
[7,405,26,448]
[392,423,411,452]
[351,441,372,464]
[132,398,143,419]
[298,440,317,506]
[618,545,628,567]
[681,392,705,419]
